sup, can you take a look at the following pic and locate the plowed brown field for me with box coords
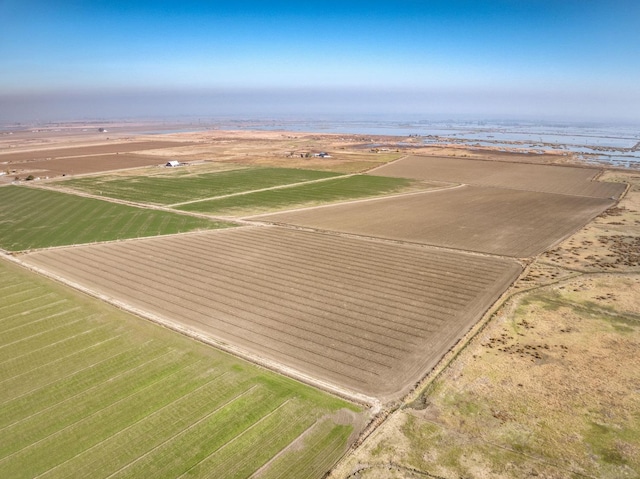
[251,186,615,257]
[21,227,521,401]
[0,140,195,163]
[7,154,166,176]
[370,155,626,199]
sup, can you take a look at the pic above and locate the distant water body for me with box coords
[214,120,640,167]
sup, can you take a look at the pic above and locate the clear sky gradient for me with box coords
[1,0,638,122]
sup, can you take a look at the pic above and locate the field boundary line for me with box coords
[364,154,410,174]
[7,360,216,470]
[0,292,57,315]
[22,183,245,224]
[34,369,230,479]
[175,398,292,479]
[0,335,128,405]
[0,319,105,362]
[243,183,466,219]
[0,345,170,431]
[1,306,82,335]
[248,223,524,264]
[101,381,254,479]
[7,255,381,408]
[0,299,69,324]
[248,419,319,478]
[166,173,354,207]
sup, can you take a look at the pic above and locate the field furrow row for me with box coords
[178,232,482,306]
[23,227,522,397]
[49,249,404,369]
[25,253,387,383]
[93,243,442,337]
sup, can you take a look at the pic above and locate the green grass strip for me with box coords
[0,186,232,251]
[0,259,361,479]
[60,168,341,205]
[177,174,413,216]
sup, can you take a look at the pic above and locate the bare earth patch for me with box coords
[370,155,626,199]
[7,153,168,177]
[20,226,521,402]
[252,186,614,257]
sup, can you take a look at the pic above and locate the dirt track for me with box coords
[21,226,521,402]
[251,186,614,257]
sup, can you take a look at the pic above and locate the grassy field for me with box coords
[331,273,640,478]
[0,258,362,479]
[177,175,416,216]
[58,168,342,205]
[0,186,232,251]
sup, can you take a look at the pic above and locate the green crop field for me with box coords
[0,186,232,251]
[58,168,342,205]
[0,258,361,479]
[176,174,416,216]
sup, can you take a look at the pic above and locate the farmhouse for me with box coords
[165,160,180,167]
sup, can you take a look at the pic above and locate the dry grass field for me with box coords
[331,273,640,479]
[21,226,521,402]
[541,171,640,272]
[252,186,614,257]
[371,155,626,198]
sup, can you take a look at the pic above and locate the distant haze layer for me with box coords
[1,87,638,123]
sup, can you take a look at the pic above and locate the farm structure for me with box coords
[370,155,626,199]
[0,140,197,177]
[251,185,615,257]
[21,226,522,402]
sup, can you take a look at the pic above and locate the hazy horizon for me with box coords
[2,1,639,124]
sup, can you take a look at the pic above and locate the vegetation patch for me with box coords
[0,186,232,251]
[177,175,415,216]
[332,274,640,479]
[58,167,341,205]
[0,258,361,479]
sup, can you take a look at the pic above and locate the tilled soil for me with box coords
[370,155,626,199]
[252,186,614,258]
[21,226,521,402]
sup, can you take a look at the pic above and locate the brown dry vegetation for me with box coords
[332,273,640,479]
[252,186,614,257]
[21,226,521,402]
[542,190,640,272]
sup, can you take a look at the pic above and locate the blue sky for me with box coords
[1,1,639,122]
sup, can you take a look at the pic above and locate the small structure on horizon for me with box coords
[165,160,181,167]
